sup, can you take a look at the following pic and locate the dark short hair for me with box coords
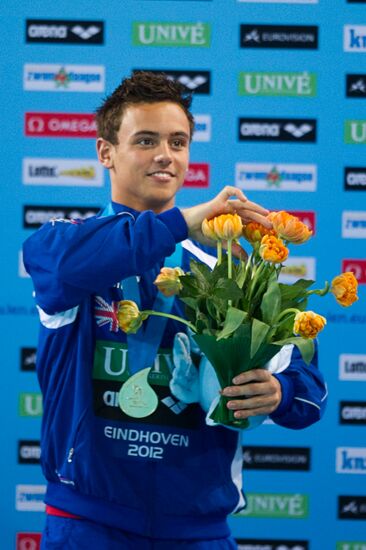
[95,71,194,144]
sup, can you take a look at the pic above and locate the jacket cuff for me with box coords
[270,372,295,418]
[157,207,188,243]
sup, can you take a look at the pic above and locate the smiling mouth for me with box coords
[147,171,175,180]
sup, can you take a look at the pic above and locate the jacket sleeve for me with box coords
[23,207,187,314]
[269,341,328,429]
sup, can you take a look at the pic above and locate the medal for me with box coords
[119,367,158,418]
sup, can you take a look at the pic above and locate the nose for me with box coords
[153,143,172,165]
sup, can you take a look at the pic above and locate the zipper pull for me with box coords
[67,448,74,463]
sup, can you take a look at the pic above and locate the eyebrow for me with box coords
[132,130,190,139]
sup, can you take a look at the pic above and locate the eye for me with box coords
[137,138,155,146]
[171,138,187,149]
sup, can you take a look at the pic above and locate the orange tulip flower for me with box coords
[331,272,359,307]
[268,210,312,244]
[259,234,289,264]
[293,311,327,339]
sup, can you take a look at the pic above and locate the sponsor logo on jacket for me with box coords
[345,168,366,190]
[338,496,366,519]
[18,441,41,464]
[337,448,366,474]
[339,354,366,381]
[133,69,211,94]
[16,533,42,550]
[236,541,308,550]
[238,118,316,142]
[23,64,105,92]
[243,446,311,471]
[20,347,37,371]
[25,19,104,44]
[342,211,366,238]
[240,24,318,49]
[344,26,366,52]
[16,485,46,511]
[25,112,97,137]
[346,75,366,98]
[132,22,211,47]
[236,493,309,518]
[23,205,99,229]
[342,259,366,283]
[239,71,316,97]
[183,163,209,187]
[236,163,317,191]
[23,158,104,187]
[340,402,366,425]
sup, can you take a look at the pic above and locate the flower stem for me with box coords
[217,241,222,266]
[142,310,197,332]
[273,307,300,325]
[227,239,232,306]
[306,281,330,297]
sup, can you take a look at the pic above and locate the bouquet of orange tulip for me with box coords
[117,210,359,429]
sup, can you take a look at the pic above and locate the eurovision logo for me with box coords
[132,22,210,47]
[338,496,366,520]
[25,19,104,44]
[183,163,209,187]
[16,485,46,512]
[25,113,97,137]
[242,446,311,471]
[238,118,316,142]
[236,541,308,550]
[345,121,366,144]
[236,163,317,192]
[23,64,105,92]
[239,72,316,97]
[18,440,41,464]
[342,211,366,238]
[339,354,366,381]
[193,115,211,142]
[236,493,309,518]
[16,533,42,550]
[342,259,366,283]
[23,205,99,229]
[344,26,366,53]
[344,168,366,190]
[340,402,366,425]
[22,158,104,187]
[133,69,211,94]
[240,24,318,50]
[280,257,316,283]
[346,75,366,98]
[20,347,37,371]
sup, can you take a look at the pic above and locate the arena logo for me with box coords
[344,168,366,191]
[339,354,366,381]
[20,347,37,371]
[236,493,308,518]
[16,533,42,550]
[240,25,318,50]
[346,75,366,98]
[337,447,366,474]
[23,158,104,187]
[345,121,366,144]
[16,485,46,512]
[342,211,366,238]
[19,393,43,417]
[133,69,211,94]
[183,163,209,187]
[236,541,308,550]
[25,113,97,137]
[23,63,105,92]
[342,259,366,284]
[238,118,316,142]
[23,205,100,229]
[26,19,104,44]
[132,22,211,47]
[344,26,366,52]
[239,71,316,97]
[235,163,317,192]
[287,211,315,234]
[193,115,211,142]
[340,401,366,425]
[338,496,366,520]
[242,445,311,471]
[18,440,41,464]
[279,257,316,283]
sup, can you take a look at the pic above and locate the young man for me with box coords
[23,72,327,549]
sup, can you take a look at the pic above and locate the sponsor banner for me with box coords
[20,347,37,371]
[25,112,97,138]
[23,158,104,187]
[15,485,46,512]
[346,75,366,98]
[23,64,105,92]
[238,118,316,143]
[288,211,316,234]
[279,257,316,283]
[23,205,100,229]
[193,115,211,142]
[344,26,366,53]
[340,401,366,425]
[338,496,366,520]
[183,163,209,187]
[19,393,43,417]
[337,544,366,550]
[16,533,42,550]
[345,168,366,190]
[18,440,41,464]
[345,121,366,144]
[243,446,311,471]
[236,541,308,550]
[235,493,309,518]
[25,19,104,44]
[239,71,316,97]
[337,447,366,474]
[236,163,317,192]
[133,69,211,93]
[19,251,30,279]
[342,259,366,283]
[339,354,366,381]
[240,24,318,50]
[342,211,366,238]
[132,22,211,47]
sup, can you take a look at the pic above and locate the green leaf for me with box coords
[213,278,243,301]
[279,279,314,302]
[260,279,281,325]
[273,336,315,365]
[216,307,248,340]
[251,318,270,358]
[179,296,198,310]
[235,260,248,289]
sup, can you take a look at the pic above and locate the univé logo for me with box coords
[342,259,366,283]
[132,22,211,47]
[25,113,97,138]
[236,492,308,518]
[16,533,41,550]
[183,163,209,187]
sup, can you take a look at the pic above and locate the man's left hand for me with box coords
[221,369,282,420]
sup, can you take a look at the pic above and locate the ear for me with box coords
[96,138,115,169]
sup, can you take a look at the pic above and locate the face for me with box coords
[97,101,191,213]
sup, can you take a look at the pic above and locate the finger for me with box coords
[233,407,275,419]
[222,382,272,398]
[228,198,270,217]
[220,186,248,204]
[227,396,277,410]
[232,369,270,385]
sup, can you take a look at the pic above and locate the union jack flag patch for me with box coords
[94,296,119,332]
